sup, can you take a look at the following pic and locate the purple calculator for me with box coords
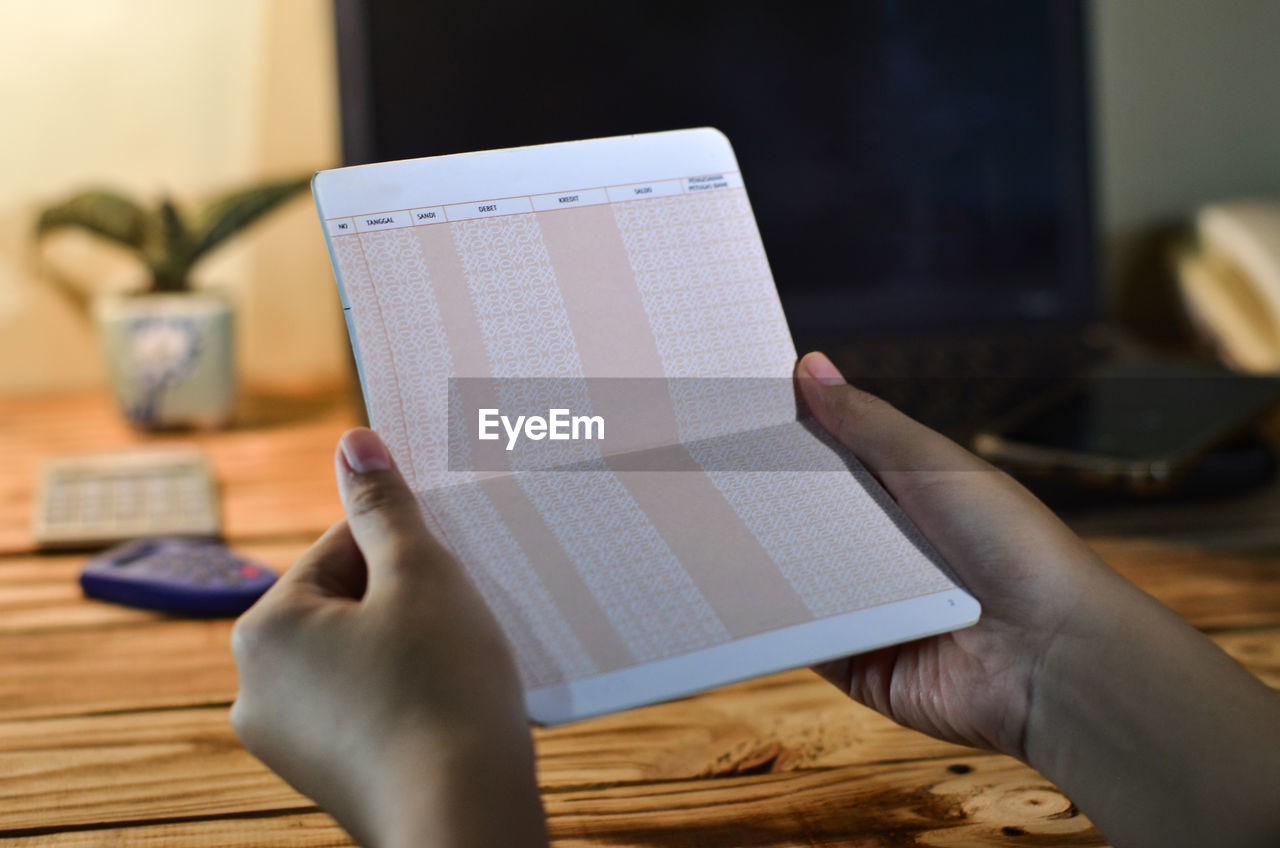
[81,537,277,617]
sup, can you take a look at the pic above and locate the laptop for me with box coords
[333,0,1106,437]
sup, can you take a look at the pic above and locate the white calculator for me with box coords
[32,447,221,549]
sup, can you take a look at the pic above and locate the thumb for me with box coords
[794,351,986,479]
[793,352,1074,576]
[334,428,441,592]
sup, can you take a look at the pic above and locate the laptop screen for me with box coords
[334,0,1097,341]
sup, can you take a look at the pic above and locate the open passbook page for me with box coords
[314,129,978,722]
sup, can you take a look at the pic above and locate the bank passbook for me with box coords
[313,128,979,723]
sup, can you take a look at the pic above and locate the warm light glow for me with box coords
[0,0,345,394]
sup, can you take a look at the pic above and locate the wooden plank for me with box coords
[0,708,301,831]
[0,699,1104,845]
[0,756,1108,848]
[1216,628,1280,689]
[5,617,1279,839]
[535,671,976,782]
[3,813,346,848]
[5,558,1274,845]
[0,543,311,721]
[0,392,353,555]
[1090,537,1280,631]
[0,676,966,832]
[0,620,236,720]
[542,755,1102,847]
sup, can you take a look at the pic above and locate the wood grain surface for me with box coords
[1,392,1277,846]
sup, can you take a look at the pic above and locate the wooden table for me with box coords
[2,392,1278,846]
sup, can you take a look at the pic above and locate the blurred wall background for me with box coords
[1090,0,1280,314]
[1,1,1279,396]
[0,0,344,395]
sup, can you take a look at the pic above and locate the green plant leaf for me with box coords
[147,196,195,292]
[189,175,311,264]
[34,190,151,252]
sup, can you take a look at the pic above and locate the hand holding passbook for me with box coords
[310,129,979,722]
[233,369,1280,848]
[229,131,1280,848]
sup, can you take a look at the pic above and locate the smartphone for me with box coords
[972,358,1280,494]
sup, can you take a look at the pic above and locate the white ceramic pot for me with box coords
[94,293,236,428]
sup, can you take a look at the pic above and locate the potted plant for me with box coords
[35,177,310,428]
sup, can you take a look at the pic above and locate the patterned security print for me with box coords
[342,227,597,688]
[326,180,960,689]
[612,190,953,615]
[450,214,732,662]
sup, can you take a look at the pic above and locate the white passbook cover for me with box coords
[313,128,979,723]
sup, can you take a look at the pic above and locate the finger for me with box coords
[335,428,446,593]
[231,522,362,665]
[795,351,991,477]
[794,351,1076,579]
[273,520,366,601]
[812,649,895,712]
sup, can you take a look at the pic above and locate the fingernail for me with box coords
[802,352,846,386]
[339,428,392,473]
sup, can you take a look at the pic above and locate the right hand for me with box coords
[796,351,1128,760]
[796,351,1280,848]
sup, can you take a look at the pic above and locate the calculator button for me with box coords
[35,448,221,548]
